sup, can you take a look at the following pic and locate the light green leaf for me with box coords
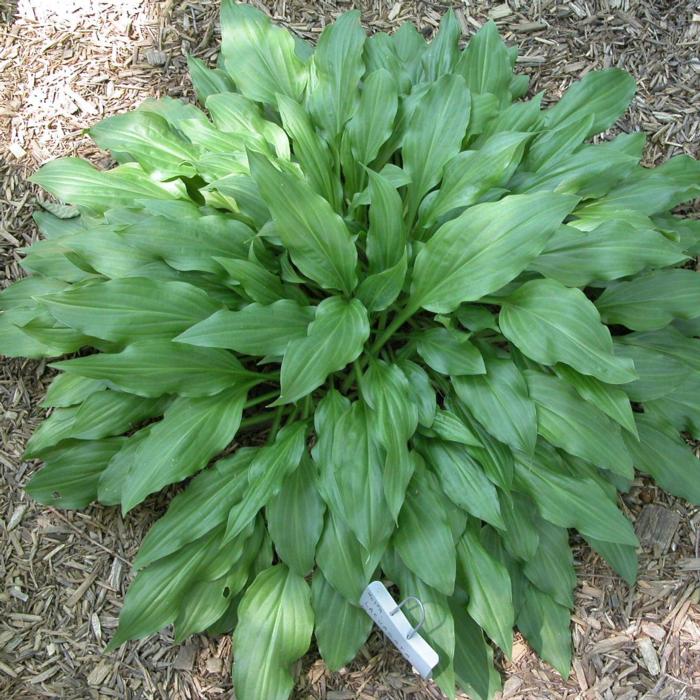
[457,524,514,657]
[356,252,407,312]
[416,327,485,376]
[30,158,184,212]
[453,357,537,455]
[220,1,307,104]
[233,565,314,700]
[624,415,700,505]
[277,297,369,405]
[347,69,398,165]
[402,74,471,223]
[308,11,365,139]
[88,111,197,178]
[517,584,571,678]
[530,222,686,287]
[177,300,314,357]
[249,152,357,293]
[500,278,636,384]
[311,571,372,671]
[121,387,247,513]
[619,327,700,371]
[645,373,700,440]
[41,278,219,343]
[134,448,256,569]
[596,269,700,331]
[418,438,504,529]
[267,453,325,576]
[187,55,234,103]
[215,257,285,304]
[224,423,307,542]
[398,360,436,428]
[455,20,512,100]
[41,374,107,408]
[394,467,456,595]
[420,10,461,82]
[420,131,529,226]
[524,370,633,477]
[543,68,635,137]
[523,115,593,172]
[411,192,578,313]
[613,343,686,402]
[52,340,254,398]
[26,438,125,509]
[429,409,481,447]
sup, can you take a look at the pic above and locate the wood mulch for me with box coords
[1,0,699,698]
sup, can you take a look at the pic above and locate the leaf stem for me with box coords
[244,390,279,410]
[370,301,421,355]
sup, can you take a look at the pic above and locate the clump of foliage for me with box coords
[3,2,700,698]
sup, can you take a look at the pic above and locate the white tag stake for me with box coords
[360,581,439,679]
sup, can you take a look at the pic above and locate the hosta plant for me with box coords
[3,2,700,698]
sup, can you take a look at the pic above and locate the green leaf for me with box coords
[645,373,700,440]
[429,409,481,447]
[52,340,254,398]
[554,364,638,437]
[530,222,686,287]
[365,170,406,272]
[613,343,686,401]
[416,327,485,376]
[453,357,537,455]
[41,278,220,343]
[308,11,365,139]
[316,512,378,603]
[500,279,636,384]
[233,565,314,700]
[623,415,700,505]
[421,131,529,227]
[455,20,512,100]
[277,297,369,405]
[449,599,502,700]
[311,571,372,671]
[517,584,571,678]
[121,388,247,513]
[619,327,700,371]
[543,68,635,137]
[522,519,576,609]
[420,10,461,82]
[24,391,165,458]
[498,492,540,561]
[457,524,514,657]
[249,152,357,293]
[418,438,504,529]
[361,361,418,520]
[225,423,307,541]
[356,253,407,312]
[523,115,593,172]
[410,192,578,313]
[398,360,436,428]
[276,94,339,207]
[394,467,456,595]
[402,74,471,222]
[219,1,307,104]
[177,300,314,356]
[26,438,125,509]
[584,537,638,586]
[215,257,285,304]
[88,111,197,178]
[30,158,184,212]
[187,55,234,103]
[347,69,398,164]
[267,453,325,576]
[596,269,700,331]
[107,526,227,649]
[41,374,106,408]
[514,448,638,546]
[323,401,393,552]
[524,370,634,477]
[134,449,256,569]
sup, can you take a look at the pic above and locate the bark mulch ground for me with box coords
[1,1,699,698]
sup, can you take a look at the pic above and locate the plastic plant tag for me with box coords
[359,580,439,679]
